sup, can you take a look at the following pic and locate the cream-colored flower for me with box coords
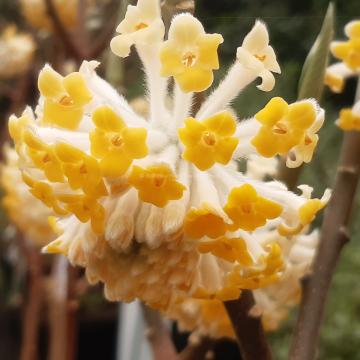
[8,3,328,311]
[0,26,35,79]
[110,0,164,58]
[160,13,223,93]
[236,20,281,91]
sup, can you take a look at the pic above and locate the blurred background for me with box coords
[0,0,360,359]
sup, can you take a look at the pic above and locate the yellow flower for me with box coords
[23,130,64,182]
[324,70,345,94]
[331,20,360,70]
[90,106,148,177]
[226,243,284,289]
[236,20,280,92]
[336,107,360,131]
[160,13,223,93]
[110,0,164,58]
[278,188,331,236]
[54,143,107,198]
[198,236,253,265]
[38,65,92,130]
[183,206,227,239]
[24,177,68,216]
[60,194,105,234]
[251,97,317,158]
[128,164,186,207]
[178,112,239,171]
[224,184,283,231]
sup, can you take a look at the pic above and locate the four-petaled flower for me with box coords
[160,13,223,93]
[178,111,239,171]
[90,106,148,178]
[60,194,105,234]
[128,164,186,207]
[110,0,165,58]
[251,97,317,158]
[23,129,64,182]
[331,20,360,70]
[224,184,283,231]
[184,206,228,239]
[198,237,253,265]
[236,20,281,92]
[54,143,108,199]
[38,65,92,130]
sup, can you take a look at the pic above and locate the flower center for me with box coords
[59,95,74,106]
[135,22,148,31]
[304,135,312,145]
[111,134,123,147]
[42,153,51,163]
[255,54,266,62]
[241,203,254,214]
[182,52,197,67]
[202,131,216,146]
[79,164,87,174]
[153,174,166,187]
[272,122,287,135]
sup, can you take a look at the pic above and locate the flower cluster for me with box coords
[325,19,360,130]
[8,0,329,310]
[0,26,35,79]
[168,228,319,339]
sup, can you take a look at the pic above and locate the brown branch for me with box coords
[289,130,360,360]
[224,290,272,360]
[141,304,179,360]
[44,0,84,62]
[18,238,43,360]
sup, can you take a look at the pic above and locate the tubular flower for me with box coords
[236,20,281,91]
[1,147,55,246]
[167,229,320,339]
[90,106,148,177]
[7,1,329,310]
[160,13,223,93]
[110,0,165,58]
[250,97,324,167]
[178,112,239,170]
[0,26,35,79]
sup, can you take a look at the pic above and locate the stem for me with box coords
[289,80,360,360]
[224,290,272,360]
[141,304,179,360]
[19,240,43,360]
[179,337,214,360]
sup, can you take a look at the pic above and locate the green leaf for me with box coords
[297,3,335,101]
